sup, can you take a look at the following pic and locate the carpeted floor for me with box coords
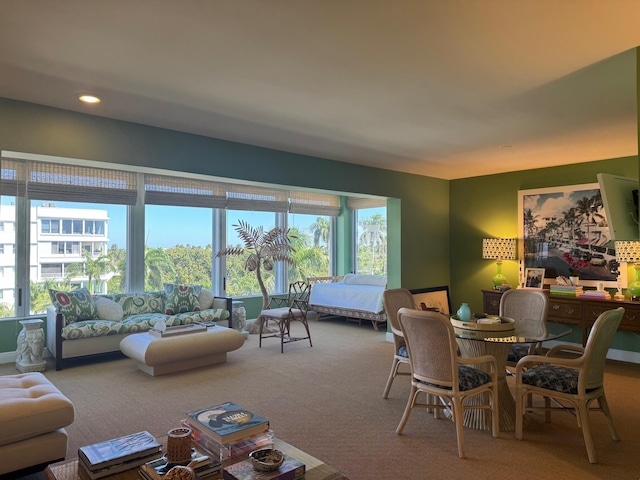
[3,317,640,479]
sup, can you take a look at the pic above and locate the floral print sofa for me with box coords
[45,286,231,370]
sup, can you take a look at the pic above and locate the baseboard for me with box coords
[0,348,52,367]
[385,332,640,364]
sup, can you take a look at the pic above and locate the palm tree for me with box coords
[216,220,297,309]
[30,279,71,313]
[65,251,113,294]
[358,214,386,274]
[144,247,176,290]
[310,217,330,247]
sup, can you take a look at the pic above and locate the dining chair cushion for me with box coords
[520,365,579,394]
[419,365,491,391]
[398,345,408,357]
[507,343,529,363]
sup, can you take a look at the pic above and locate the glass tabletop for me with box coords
[453,321,571,344]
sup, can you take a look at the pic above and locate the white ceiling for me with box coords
[1,1,639,180]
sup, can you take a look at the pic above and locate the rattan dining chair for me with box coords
[395,308,499,459]
[381,288,416,398]
[258,281,312,353]
[499,288,549,368]
[515,306,624,463]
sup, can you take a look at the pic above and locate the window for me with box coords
[287,213,332,282]
[348,198,387,276]
[1,153,349,319]
[144,205,213,291]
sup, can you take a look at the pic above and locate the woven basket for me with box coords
[167,427,192,463]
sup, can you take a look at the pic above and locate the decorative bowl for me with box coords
[249,448,284,472]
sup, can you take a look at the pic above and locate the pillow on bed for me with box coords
[343,274,387,287]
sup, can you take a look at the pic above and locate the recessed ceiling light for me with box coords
[79,95,101,104]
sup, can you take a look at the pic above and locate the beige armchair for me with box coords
[381,288,416,398]
[395,308,499,459]
[515,306,624,463]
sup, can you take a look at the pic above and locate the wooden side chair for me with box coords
[515,307,624,463]
[258,281,312,353]
[381,288,416,398]
[395,307,499,459]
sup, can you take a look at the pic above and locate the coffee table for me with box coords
[45,437,348,480]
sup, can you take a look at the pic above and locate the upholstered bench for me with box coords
[119,326,245,376]
[0,372,75,476]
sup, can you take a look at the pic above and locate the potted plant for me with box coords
[215,220,297,309]
[562,252,589,285]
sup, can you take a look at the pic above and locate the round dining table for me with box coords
[453,320,571,432]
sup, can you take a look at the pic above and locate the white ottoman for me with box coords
[119,326,245,376]
[0,372,75,475]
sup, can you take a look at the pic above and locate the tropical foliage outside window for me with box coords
[355,208,387,275]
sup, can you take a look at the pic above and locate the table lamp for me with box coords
[615,240,640,299]
[482,238,516,288]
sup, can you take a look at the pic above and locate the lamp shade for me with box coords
[482,238,516,260]
[615,241,640,263]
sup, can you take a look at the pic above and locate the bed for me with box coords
[307,274,387,330]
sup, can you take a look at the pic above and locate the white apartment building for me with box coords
[0,203,113,309]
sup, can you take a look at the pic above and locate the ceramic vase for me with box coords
[457,303,471,322]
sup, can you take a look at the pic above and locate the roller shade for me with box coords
[226,184,288,212]
[145,174,227,208]
[2,159,138,205]
[289,191,341,216]
[347,197,387,210]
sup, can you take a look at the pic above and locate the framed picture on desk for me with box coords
[524,268,545,289]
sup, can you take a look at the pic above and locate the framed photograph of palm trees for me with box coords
[518,183,625,289]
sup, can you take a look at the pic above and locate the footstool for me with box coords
[119,326,245,376]
[0,372,75,476]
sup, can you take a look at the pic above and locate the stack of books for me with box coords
[139,452,221,480]
[183,402,273,465]
[550,284,584,297]
[77,431,162,480]
[580,289,612,299]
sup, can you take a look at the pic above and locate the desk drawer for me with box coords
[584,302,640,329]
[548,297,581,325]
[483,291,501,315]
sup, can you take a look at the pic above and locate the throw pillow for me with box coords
[198,288,215,310]
[49,288,97,324]
[164,284,202,315]
[94,296,124,322]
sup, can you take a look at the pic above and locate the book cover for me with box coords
[186,402,270,444]
[78,431,162,470]
[222,454,305,480]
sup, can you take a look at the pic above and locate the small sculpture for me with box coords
[164,466,195,480]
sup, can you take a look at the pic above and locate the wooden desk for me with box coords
[45,437,348,480]
[482,289,640,345]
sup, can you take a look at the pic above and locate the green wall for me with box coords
[450,156,639,352]
[0,98,450,352]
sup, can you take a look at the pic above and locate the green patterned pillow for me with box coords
[164,284,202,314]
[49,288,97,325]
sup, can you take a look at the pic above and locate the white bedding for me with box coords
[309,282,385,314]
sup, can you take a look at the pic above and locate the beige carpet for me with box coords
[2,317,640,480]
